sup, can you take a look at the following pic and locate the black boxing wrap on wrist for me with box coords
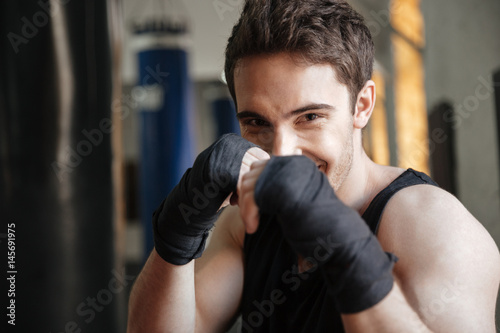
[254,155,397,313]
[153,134,257,265]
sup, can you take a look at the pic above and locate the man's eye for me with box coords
[247,119,269,127]
[305,113,318,121]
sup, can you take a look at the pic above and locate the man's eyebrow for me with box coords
[236,104,335,120]
[289,103,336,115]
[236,111,267,120]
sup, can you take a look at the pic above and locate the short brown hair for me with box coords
[224,0,374,110]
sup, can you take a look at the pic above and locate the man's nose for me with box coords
[271,129,302,156]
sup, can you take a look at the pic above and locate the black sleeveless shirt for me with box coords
[240,169,438,333]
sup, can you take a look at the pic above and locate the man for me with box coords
[127,0,500,332]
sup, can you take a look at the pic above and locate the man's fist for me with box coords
[237,158,269,234]
[153,134,262,265]
[252,155,397,313]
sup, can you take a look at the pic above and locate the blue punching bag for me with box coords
[212,96,241,137]
[134,18,195,260]
[207,82,240,137]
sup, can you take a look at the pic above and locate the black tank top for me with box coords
[240,169,438,332]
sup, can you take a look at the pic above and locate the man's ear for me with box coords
[353,80,376,129]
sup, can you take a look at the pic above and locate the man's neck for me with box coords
[336,151,401,216]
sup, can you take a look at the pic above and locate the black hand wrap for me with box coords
[152,134,257,265]
[254,155,397,313]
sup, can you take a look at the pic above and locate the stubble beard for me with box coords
[329,126,354,192]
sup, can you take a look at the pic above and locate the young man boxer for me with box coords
[127,1,500,332]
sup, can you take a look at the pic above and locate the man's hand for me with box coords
[252,155,397,314]
[152,134,259,265]
[236,157,269,234]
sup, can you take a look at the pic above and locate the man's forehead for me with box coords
[233,54,346,95]
[234,55,347,100]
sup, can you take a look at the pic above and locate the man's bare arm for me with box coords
[127,249,196,332]
[127,143,267,332]
[127,206,246,333]
[195,206,246,332]
[342,185,500,332]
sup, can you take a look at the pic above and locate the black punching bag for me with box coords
[0,1,124,332]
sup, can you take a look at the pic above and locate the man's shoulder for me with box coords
[382,180,465,223]
[376,177,499,279]
[378,182,474,245]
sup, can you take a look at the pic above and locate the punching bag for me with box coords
[0,1,123,332]
[133,15,195,259]
[212,94,240,137]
